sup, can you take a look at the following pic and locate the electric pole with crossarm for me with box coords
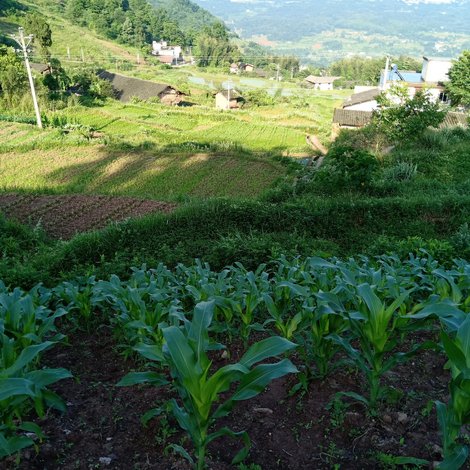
[10,27,43,129]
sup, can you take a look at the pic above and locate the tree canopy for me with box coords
[447,50,470,107]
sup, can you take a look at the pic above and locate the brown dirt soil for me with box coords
[1,327,465,470]
[0,194,176,240]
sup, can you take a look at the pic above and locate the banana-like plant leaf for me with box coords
[0,434,34,459]
[26,368,72,388]
[168,443,194,465]
[163,326,201,393]
[335,391,370,407]
[188,300,215,361]
[394,456,428,466]
[441,330,467,373]
[438,445,469,470]
[0,378,34,400]
[207,427,251,464]
[133,343,164,362]
[240,336,297,368]
[19,421,45,439]
[117,371,169,387]
[3,342,54,377]
[232,359,298,401]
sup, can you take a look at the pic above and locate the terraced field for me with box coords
[0,193,175,239]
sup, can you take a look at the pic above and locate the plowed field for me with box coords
[0,194,175,239]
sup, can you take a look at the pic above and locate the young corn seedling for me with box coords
[0,338,72,458]
[435,315,470,470]
[331,283,423,413]
[297,292,348,381]
[118,300,298,470]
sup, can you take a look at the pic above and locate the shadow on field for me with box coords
[43,141,288,199]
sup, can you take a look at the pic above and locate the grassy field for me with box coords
[0,88,345,200]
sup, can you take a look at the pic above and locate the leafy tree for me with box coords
[24,13,52,60]
[447,50,470,107]
[371,84,447,142]
[195,22,239,67]
[0,45,27,107]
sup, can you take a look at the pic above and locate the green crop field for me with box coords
[0,88,346,200]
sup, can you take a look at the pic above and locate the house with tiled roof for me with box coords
[305,75,341,90]
[215,89,244,110]
[99,71,184,105]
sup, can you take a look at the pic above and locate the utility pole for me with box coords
[226,79,232,110]
[137,52,140,64]
[10,27,42,129]
[382,55,390,90]
[67,46,71,60]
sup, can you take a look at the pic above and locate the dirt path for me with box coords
[0,194,176,240]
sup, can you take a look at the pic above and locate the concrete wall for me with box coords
[421,59,452,83]
[345,100,378,111]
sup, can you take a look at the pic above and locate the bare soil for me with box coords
[0,194,176,239]
[1,327,461,470]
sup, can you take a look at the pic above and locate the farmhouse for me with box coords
[215,89,244,110]
[229,62,256,74]
[379,56,453,103]
[151,40,184,66]
[99,71,184,105]
[305,75,341,90]
[30,63,51,75]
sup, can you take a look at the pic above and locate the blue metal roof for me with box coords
[386,71,423,83]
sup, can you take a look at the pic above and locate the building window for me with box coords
[439,92,449,103]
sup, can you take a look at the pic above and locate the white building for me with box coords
[421,56,452,84]
[151,41,183,65]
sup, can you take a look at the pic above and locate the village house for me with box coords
[230,62,256,74]
[333,56,461,129]
[30,63,52,75]
[215,89,244,110]
[304,75,341,90]
[99,71,184,105]
[151,40,184,66]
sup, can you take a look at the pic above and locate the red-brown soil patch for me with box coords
[0,194,176,239]
[1,328,455,470]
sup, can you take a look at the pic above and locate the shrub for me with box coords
[321,145,379,190]
[383,161,418,183]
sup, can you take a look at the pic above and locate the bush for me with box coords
[383,161,418,183]
[319,145,380,191]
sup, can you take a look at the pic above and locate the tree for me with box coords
[371,83,447,142]
[195,22,239,67]
[24,13,52,60]
[447,50,470,107]
[0,45,28,106]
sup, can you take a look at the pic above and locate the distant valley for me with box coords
[193,0,470,63]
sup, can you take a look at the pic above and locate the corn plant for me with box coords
[0,338,72,458]
[118,300,298,470]
[297,292,348,381]
[53,276,97,328]
[435,315,470,469]
[331,283,424,412]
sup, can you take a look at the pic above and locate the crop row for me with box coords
[1,255,470,468]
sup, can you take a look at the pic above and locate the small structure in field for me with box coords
[305,75,340,90]
[99,71,184,105]
[342,88,381,111]
[332,109,373,128]
[151,40,184,66]
[30,63,51,75]
[229,62,255,74]
[215,89,244,110]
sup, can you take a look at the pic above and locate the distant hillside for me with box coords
[193,0,470,63]
[0,0,219,64]
[149,0,219,33]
